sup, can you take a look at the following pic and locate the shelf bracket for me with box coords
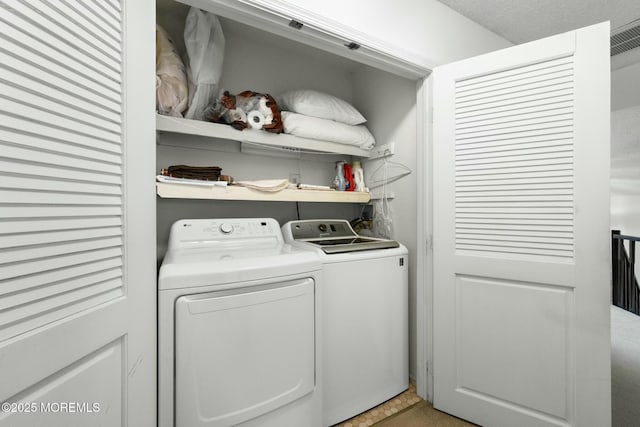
[367,142,395,160]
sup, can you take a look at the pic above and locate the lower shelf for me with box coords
[156,182,371,203]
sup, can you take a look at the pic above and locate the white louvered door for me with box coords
[432,23,610,427]
[0,1,155,426]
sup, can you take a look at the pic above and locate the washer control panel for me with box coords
[168,218,282,249]
[287,219,355,240]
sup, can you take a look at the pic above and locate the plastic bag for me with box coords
[184,7,225,121]
[372,197,394,239]
[156,25,188,117]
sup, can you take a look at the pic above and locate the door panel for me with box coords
[456,276,572,419]
[0,1,156,426]
[433,22,610,427]
[2,339,123,427]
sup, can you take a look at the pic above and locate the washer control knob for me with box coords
[318,223,327,232]
[219,223,234,234]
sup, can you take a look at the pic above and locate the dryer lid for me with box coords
[167,218,284,250]
[159,218,321,290]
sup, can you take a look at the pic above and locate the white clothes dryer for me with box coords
[158,218,322,427]
[281,219,408,427]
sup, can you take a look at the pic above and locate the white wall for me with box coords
[612,62,640,112]
[611,63,640,237]
[611,63,640,274]
[611,105,640,237]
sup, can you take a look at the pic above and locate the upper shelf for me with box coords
[156,115,373,158]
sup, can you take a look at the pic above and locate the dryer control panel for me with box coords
[168,218,282,250]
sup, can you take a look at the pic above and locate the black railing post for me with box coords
[632,241,637,314]
[612,230,620,307]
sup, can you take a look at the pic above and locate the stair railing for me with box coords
[612,230,640,315]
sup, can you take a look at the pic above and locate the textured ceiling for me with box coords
[437,0,640,69]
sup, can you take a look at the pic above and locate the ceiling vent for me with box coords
[611,20,640,56]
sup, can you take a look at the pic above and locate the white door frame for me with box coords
[415,75,434,401]
[123,0,158,425]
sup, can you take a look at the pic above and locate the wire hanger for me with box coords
[366,151,412,189]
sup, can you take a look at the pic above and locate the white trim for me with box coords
[415,77,427,399]
[425,76,435,402]
[244,0,436,70]
[122,0,157,425]
[416,75,435,401]
[176,0,434,79]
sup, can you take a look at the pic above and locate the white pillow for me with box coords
[279,89,366,126]
[282,112,375,150]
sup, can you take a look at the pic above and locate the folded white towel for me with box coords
[156,175,228,187]
[234,179,291,192]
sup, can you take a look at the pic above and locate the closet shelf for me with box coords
[157,114,373,157]
[156,182,371,203]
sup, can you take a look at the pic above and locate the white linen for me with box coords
[281,112,375,150]
[234,179,292,192]
[279,89,366,125]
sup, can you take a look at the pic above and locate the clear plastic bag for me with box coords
[155,25,188,117]
[372,197,394,239]
[183,7,225,121]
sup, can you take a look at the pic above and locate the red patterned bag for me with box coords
[205,90,283,133]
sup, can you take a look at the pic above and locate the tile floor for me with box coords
[374,401,477,427]
[334,380,422,427]
[333,380,476,427]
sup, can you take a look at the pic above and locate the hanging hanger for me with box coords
[366,151,412,189]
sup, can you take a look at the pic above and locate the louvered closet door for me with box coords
[0,1,155,426]
[432,23,610,427]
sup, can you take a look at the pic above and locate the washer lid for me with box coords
[282,219,400,254]
[304,237,399,254]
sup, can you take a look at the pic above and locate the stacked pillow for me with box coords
[278,89,375,150]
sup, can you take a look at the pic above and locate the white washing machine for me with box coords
[281,219,408,427]
[158,218,322,427]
